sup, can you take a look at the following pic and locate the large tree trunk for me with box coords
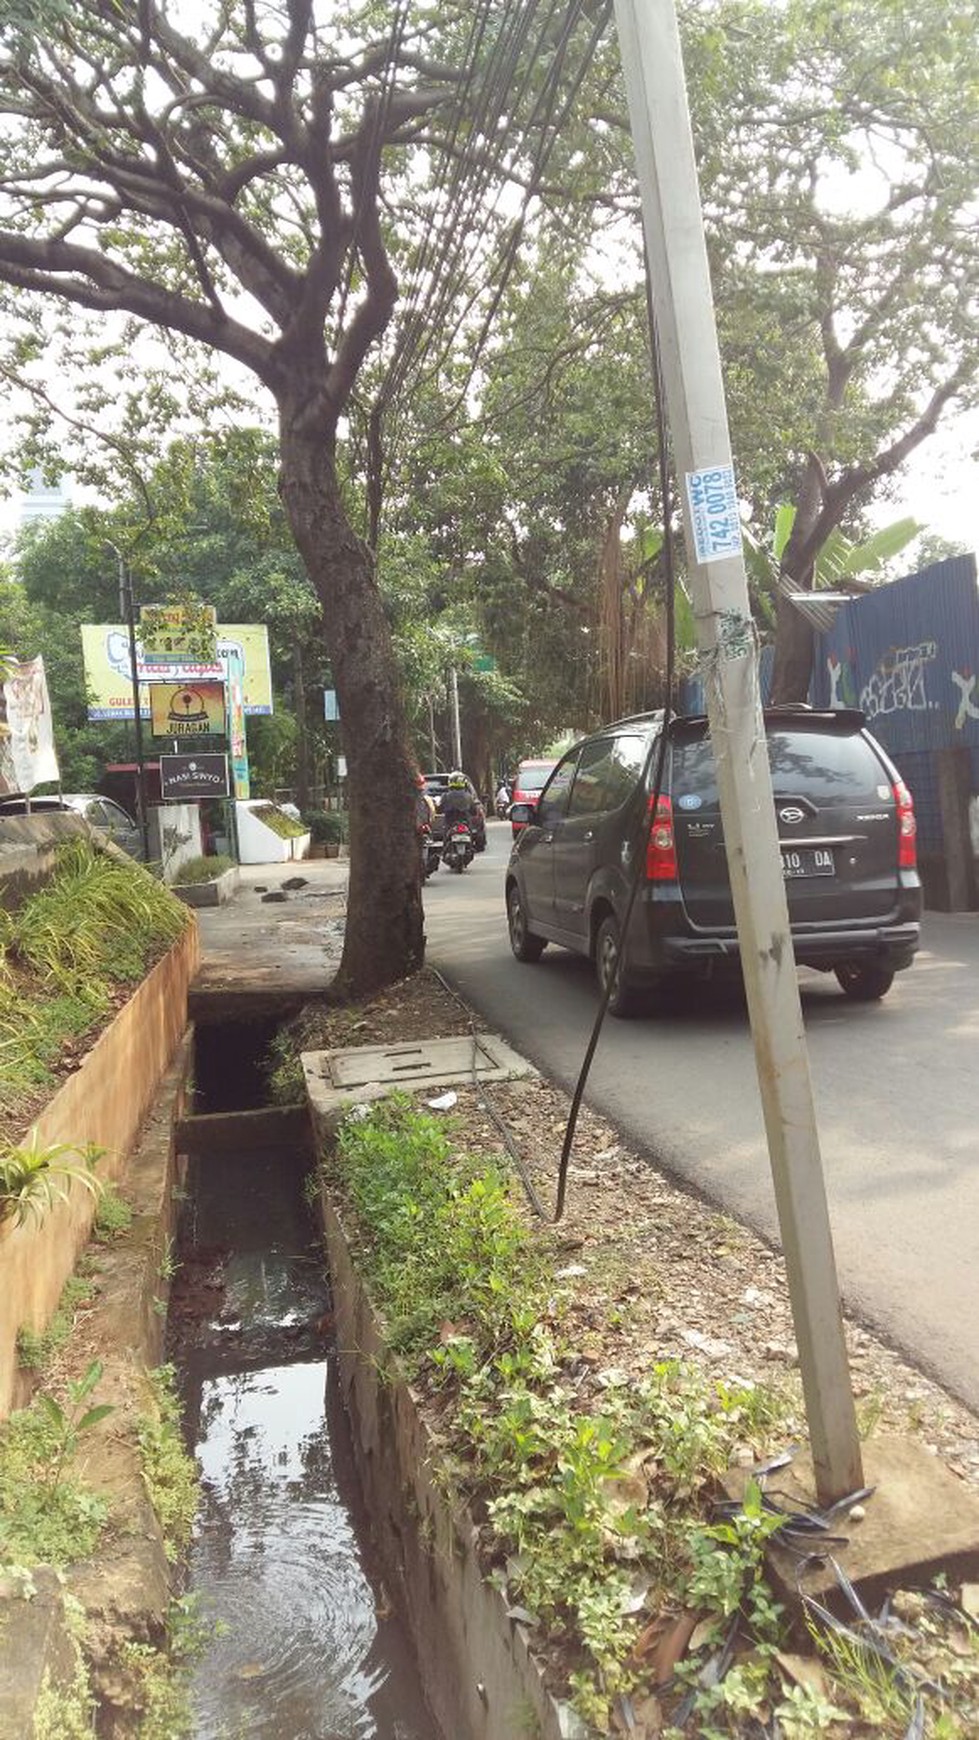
[769,593,815,705]
[768,456,822,705]
[277,396,424,997]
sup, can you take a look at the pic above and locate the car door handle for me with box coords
[582,829,595,841]
[542,831,555,843]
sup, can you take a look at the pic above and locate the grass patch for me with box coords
[0,838,189,1122]
[93,1182,134,1241]
[249,802,307,839]
[136,1365,199,1563]
[0,1385,110,1566]
[17,1273,97,1372]
[171,853,235,885]
[264,1023,308,1104]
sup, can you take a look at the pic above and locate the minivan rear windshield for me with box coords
[518,764,554,791]
[671,725,888,805]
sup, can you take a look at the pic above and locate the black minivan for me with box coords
[505,708,921,1016]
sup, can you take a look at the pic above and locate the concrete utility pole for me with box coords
[612,0,862,1502]
[449,667,463,768]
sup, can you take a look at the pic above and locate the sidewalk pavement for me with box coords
[191,856,348,1017]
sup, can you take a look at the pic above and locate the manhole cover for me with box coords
[302,1032,535,1096]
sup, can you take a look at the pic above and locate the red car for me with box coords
[510,758,558,834]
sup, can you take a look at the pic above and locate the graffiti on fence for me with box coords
[951,669,979,732]
[859,642,938,722]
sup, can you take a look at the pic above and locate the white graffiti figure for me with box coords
[951,669,979,732]
[827,654,845,709]
[860,641,937,721]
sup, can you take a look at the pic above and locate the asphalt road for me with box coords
[425,820,979,1413]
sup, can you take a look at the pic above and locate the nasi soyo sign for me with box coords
[150,681,226,739]
[160,753,229,800]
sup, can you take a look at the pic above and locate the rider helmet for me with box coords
[447,770,468,789]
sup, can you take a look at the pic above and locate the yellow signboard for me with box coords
[149,680,226,739]
[81,623,273,719]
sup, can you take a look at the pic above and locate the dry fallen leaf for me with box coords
[774,1650,830,1698]
[631,1610,700,1683]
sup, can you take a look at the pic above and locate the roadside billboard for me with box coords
[81,623,273,719]
[139,602,220,671]
[0,656,60,796]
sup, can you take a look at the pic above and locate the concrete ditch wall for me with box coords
[319,1187,570,1740]
[0,920,200,1418]
[0,1036,194,1736]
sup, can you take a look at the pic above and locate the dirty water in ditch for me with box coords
[168,1026,441,1740]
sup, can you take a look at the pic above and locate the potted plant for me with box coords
[305,811,343,858]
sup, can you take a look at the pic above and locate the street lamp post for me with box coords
[106,542,151,863]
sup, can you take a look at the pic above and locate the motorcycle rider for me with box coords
[495,777,511,818]
[439,770,477,831]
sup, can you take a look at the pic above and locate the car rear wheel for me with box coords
[507,884,546,962]
[834,961,895,1002]
[595,914,640,1018]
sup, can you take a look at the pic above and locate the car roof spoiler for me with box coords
[670,705,866,734]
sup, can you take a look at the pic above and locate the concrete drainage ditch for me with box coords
[170,1020,442,1740]
[2,1005,565,1740]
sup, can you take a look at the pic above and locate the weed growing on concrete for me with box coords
[136,1365,199,1562]
[157,1236,180,1282]
[31,1593,95,1740]
[333,1098,794,1731]
[93,1182,134,1240]
[17,1273,97,1372]
[333,1098,979,1737]
[0,1364,112,1565]
[264,1024,306,1104]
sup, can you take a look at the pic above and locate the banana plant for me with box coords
[745,507,921,599]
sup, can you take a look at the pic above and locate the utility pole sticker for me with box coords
[685,465,742,564]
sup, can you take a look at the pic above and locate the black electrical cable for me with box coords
[430,250,677,1225]
[550,272,675,1222]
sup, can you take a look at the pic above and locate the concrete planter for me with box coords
[0,920,200,1418]
[319,1187,572,1740]
[171,865,240,908]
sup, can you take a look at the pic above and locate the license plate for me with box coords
[782,846,834,878]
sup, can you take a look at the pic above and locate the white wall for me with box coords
[149,804,203,881]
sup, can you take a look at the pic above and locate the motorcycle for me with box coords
[443,817,474,873]
[495,787,511,819]
[419,822,441,880]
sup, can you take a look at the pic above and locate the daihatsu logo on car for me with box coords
[779,805,805,825]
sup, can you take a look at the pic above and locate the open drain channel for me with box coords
[169,1023,441,1740]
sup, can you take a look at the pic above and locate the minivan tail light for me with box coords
[893,780,917,869]
[645,794,677,881]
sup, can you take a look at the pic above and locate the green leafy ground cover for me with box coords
[328,1097,979,1738]
[0,839,189,1125]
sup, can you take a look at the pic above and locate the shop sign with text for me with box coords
[160,753,229,800]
